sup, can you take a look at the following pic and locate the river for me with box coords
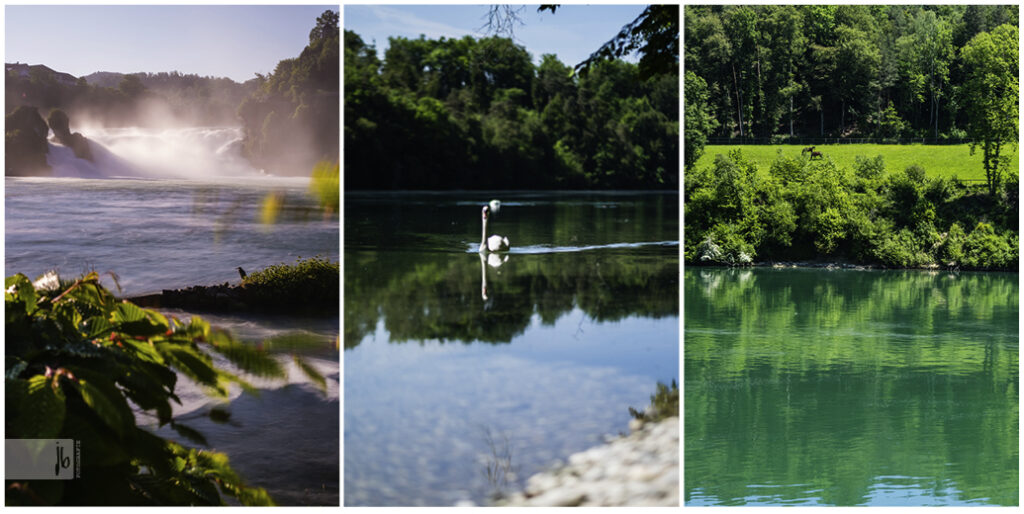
[344,191,679,506]
[685,267,1018,506]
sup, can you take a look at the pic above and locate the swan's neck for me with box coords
[480,217,488,252]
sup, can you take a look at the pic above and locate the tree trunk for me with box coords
[789,96,794,137]
[732,63,743,138]
[840,99,845,136]
[755,59,762,137]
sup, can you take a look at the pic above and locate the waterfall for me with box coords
[46,126,263,179]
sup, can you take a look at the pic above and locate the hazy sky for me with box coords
[5,5,336,82]
[344,4,647,67]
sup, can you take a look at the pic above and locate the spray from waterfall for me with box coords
[46,126,265,180]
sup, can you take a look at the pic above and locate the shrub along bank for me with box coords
[685,149,1018,270]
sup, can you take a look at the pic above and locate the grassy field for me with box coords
[695,144,1019,181]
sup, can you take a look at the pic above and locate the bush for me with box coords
[853,155,886,182]
[242,256,339,313]
[5,272,281,505]
[708,223,755,264]
[962,222,1015,269]
[872,228,931,267]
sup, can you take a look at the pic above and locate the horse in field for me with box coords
[801,145,815,156]
[809,150,823,160]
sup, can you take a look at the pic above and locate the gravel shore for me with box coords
[497,417,679,507]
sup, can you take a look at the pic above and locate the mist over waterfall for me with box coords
[46,126,264,180]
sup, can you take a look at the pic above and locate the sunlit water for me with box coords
[5,137,340,505]
[344,191,679,506]
[685,268,1018,506]
[6,177,337,294]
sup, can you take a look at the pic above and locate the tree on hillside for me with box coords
[684,71,717,171]
[896,10,954,138]
[960,24,1018,195]
[118,74,147,99]
[237,9,339,175]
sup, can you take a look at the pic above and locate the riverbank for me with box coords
[688,259,1018,273]
[127,257,339,316]
[495,417,679,507]
[685,150,1017,272]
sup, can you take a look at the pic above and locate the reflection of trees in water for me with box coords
[345,251,678,348]
[685,268,1018,506]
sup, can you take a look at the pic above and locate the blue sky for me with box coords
[344,4,647,67]
[5,5,337,82]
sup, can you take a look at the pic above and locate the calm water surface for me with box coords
[685,268,1018,506]
[345,191,679,506]
[5,177,340,505]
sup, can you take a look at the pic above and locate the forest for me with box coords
[684,4,1018,141]
[344,26,678,190]
[684,5,1018,270]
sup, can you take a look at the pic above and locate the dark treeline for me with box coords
[344,29,678,190]
[685,5,1018,140]
[5,64,257,127]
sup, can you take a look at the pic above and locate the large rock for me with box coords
[4,106,51,176]
[47,108,93,162]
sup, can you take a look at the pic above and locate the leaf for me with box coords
[264,331,333,351]
[9,375,66,438]
[5,274,37,314]
[157,343,220,390]
[217,369,259,397]
[170,421,209,447]
[209,334,286,379]
[113,301,147,323]
[208,406,232,424]
[72,378,129,437]
[186,317,211,340]
[293,355,327,393]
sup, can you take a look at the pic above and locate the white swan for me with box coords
[480,203,510,252]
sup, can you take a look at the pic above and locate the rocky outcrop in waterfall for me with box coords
[4,106,51,176]
[47,109,94,162]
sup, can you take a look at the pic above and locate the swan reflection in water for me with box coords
[480,252,508,302]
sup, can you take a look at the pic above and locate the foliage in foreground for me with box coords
[5,272,285,505]
[242,256,339,314]
[629,380,679,423]
[685,150,1018,270]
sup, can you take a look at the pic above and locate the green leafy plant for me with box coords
[6,272,285,505]
[241,256,339,315]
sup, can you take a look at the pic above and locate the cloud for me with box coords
[361,5,474,41]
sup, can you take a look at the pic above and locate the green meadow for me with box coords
[696,144,1019,181]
